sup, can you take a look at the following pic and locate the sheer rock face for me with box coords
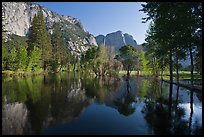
[95,34,105,46]
[95,31,138,51]
[105,31,126,51]
[124,33,137,47]
[2,2,98,55]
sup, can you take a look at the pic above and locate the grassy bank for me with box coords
[118,70,202,81]
[161,71,202,81]
[2,70,46,77]
[2,69,202,82]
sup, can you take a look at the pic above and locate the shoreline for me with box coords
[162,79,202,92]
[2,70,202,91]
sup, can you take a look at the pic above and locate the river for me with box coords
[2,72,202,135]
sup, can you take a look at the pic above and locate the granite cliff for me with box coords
[95,31,138,51]
[2,2,98,55]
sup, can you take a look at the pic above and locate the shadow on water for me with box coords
[2,73,202,135]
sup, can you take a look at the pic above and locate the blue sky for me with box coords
[36,2,150,45]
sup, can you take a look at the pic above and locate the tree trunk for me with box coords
[169,49,173,118]
[59,64,62,71]
[67,63,70,71]
[189,46,194,89]
[127,66,130,77]
[57,64,62,73]
[169,49,173,84]
[161,68,163,81]
[43,61,46,72]
[160,67,164,96]
[73,62,76,72]
[176,52,179,85]
[127,70,130,77]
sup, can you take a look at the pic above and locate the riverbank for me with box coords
[2,70,202,90]
[162,79,202,91]
[2,70,47,77]
[119,70,202,92]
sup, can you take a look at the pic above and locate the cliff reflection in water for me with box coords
[2,72,202,135]
[2,73,91,134]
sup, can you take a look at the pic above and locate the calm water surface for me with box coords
[2,72,202,135]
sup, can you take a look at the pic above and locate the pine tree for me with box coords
[117,45,138,77]
[16,45,28,71]
[2,42,6,70]
[27,46,42,71]
[27,8,52,71]
[27,14,38,53]
[51,23,65,72]
[7,47,17,71]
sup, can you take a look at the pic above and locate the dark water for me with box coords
[2,72,202,135]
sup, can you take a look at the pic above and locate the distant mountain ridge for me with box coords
[95,31,139,51]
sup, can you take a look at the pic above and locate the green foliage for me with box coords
[2,9,73,74]
[7,34,28,49]
[28,10,52,71]
[81,46,97,70]
[147,57,160,76]
[50,60,59,72]
[27,46,42,71]
[16,45,28,70]
[94,45,109,76]
[2,42,6,70]
[52,23,62,61]
[84,46,98,61]
[51,23,69,72]
[138,50,149,75]
[117,45,138,76]
[7,47,18,71]
[140,2,202,81]
[3,34,28,71]
[81,45,119,76]
[194,30,202,75]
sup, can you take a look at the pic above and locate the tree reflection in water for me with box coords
[2,74,202,135]
[113,77,135,116]
[142,79,201,135]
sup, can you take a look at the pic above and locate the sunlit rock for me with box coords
[95,31,138,51]
[2,2,98,55]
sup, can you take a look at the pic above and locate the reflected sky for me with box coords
[2,73,202,135]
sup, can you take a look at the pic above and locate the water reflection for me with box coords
[2,103,28,135]
[142,80,202,135]
[2,73,202,135]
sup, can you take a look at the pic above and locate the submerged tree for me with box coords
[116,45,138,78]
[94,45,109,76]
[82,45,112,76]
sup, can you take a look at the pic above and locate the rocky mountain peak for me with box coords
[2,2,98,56]
[95,31,138,51]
